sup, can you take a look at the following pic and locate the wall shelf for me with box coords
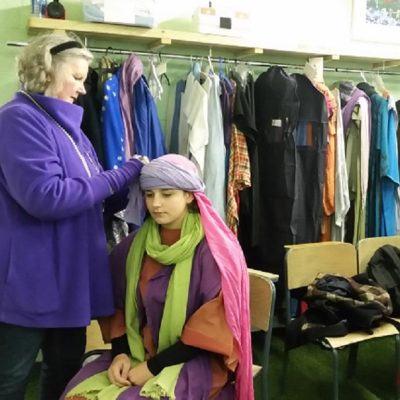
[27,17,400,71]
[28,17,266,58]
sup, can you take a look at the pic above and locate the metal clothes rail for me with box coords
[7,41,400,76]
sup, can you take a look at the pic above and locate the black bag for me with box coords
[367,244,400,317]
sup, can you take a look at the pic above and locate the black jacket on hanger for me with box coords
[76,68,105,167]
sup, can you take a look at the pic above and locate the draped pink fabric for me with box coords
[194,191,253,400]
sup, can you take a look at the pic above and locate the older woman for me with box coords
[0,32,145,400]
[61,154,253,400]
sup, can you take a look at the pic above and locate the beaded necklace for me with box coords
[19,90,97,177]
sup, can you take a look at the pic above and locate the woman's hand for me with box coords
[132,154,150,165]
[128,361,154,386]
[107,353,132,386]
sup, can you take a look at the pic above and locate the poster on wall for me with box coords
[352,0,400,43]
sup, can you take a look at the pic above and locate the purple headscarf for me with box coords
[139,154,204,192]
[139,154,254,400]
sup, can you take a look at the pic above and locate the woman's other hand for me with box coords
[107,353,132,386]
[127,361,154,386]
[132,154,150,165]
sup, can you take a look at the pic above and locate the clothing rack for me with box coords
[7,41,400,76]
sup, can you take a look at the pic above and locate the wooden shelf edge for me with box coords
[27,17,400,68]
[28,17,263,51]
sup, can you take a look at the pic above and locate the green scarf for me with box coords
[126,212,203,356]
[66,212,204,400]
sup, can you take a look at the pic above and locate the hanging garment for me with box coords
[345,96,369,243]
[220,76,235,151]
[330,88,350,241]
[119,54,143,159]
[358,82,399,237]
[336,82,371,244]
[169,80,186,153]
[204,73,226,220]
[179,72,210,176]
[250,65,298,274]
[220,76,236,177]
[76,68,105,167]
[226,124,251,235]
[232,69,261,257]
[315,82,337,241]
[132,76,166,159]
[290,73,328,244]
[381,96,399,236]
[102,69,126,171]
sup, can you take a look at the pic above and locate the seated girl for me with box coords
[61,154,253,400]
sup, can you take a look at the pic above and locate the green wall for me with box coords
[1,0,400,127]
[0,1,86,105]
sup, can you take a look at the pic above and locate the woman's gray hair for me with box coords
[17,32,93,93]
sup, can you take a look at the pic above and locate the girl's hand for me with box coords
[107,353,132,386]
[128,361,154,386]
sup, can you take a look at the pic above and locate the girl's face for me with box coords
[45,56,88,103]
[144,189,194,230]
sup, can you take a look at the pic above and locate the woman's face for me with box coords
[144,189,194,230]
[45,56,89,103]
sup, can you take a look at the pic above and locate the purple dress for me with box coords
[61,234,235,399]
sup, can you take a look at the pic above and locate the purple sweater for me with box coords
[0,92,142,328]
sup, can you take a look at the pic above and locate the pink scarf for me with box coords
[195,191,253,400]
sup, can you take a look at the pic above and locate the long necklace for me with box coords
[19,90,93,177]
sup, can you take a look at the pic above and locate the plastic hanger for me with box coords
[234,62,250,84]
[373,70,389,98]
[207,55,214,75]
[303,57,324,84]
[359,71,368,83]
[157,53,170,86]
[148,55,163,100]
[193,59,202,81]
[218,57,226,78]
[99,47,118,83]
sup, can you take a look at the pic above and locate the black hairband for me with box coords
[50,40,83,55]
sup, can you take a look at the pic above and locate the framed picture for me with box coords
[352,0,400,43]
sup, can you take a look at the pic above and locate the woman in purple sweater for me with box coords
[0,32,145,400]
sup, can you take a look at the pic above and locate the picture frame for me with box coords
[352,0,400,43]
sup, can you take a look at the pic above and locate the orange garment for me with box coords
[315,82,337,241]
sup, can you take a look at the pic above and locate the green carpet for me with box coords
[26,330,398,399]
[253,329,397,400]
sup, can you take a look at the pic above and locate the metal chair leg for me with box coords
[261,331,271,400]
[347,344,358,378]
[331,348,340,400]
[281,347,289,394]
[394,334,400,400]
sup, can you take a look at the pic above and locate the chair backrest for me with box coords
[249,272,276,332]
[284,241,357,290]
[86,320,111,352]
[357,236,400,273]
